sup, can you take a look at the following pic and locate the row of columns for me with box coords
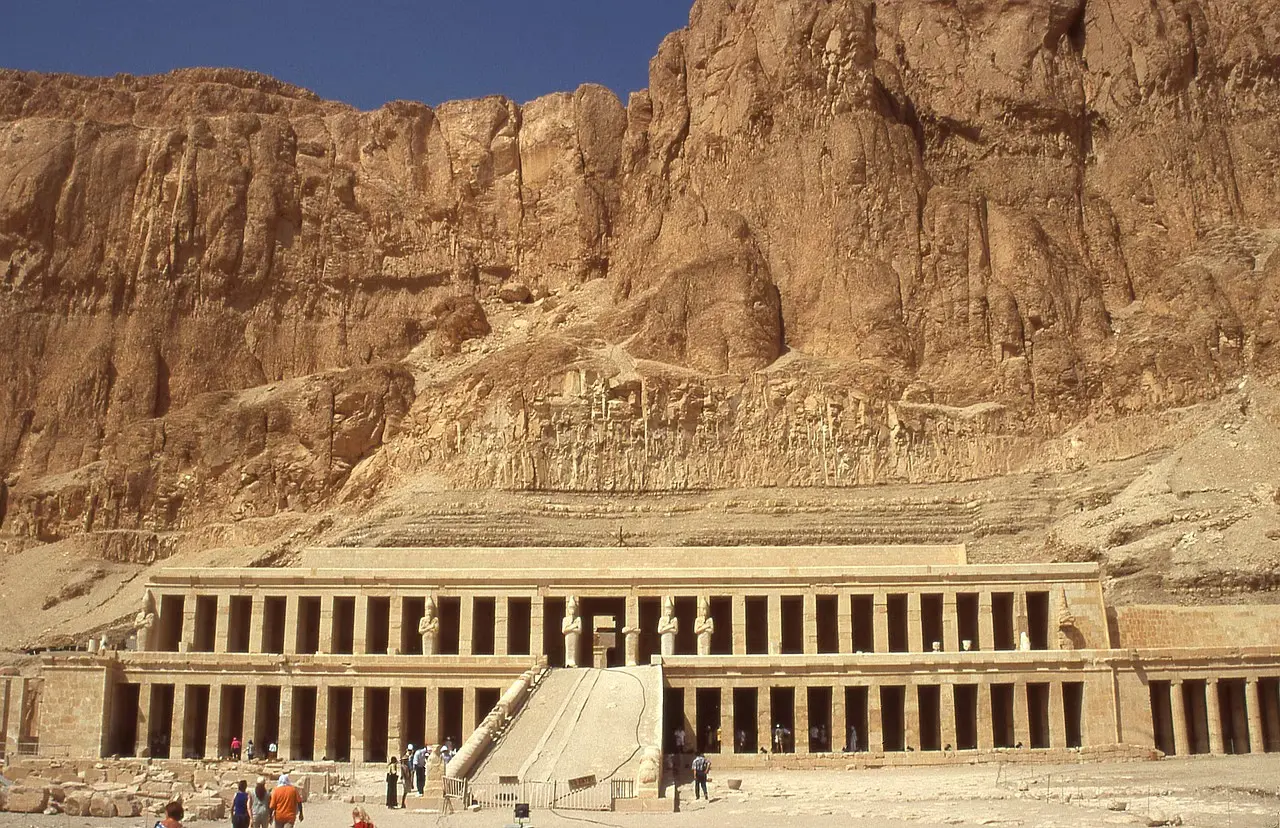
[1168,677,1275,755]
[154,589,1045,659]
[676,678,1080,754]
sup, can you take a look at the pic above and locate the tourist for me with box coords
[246,739,256,761]
[400,748,413,806]
[351,805,374,828]
[384,759,398,808]
[268,741,278,761]
[250,779,271,828]
[846,724,858,753]
[412,744,427,794]
[735,728,746,752]
[772,722,784,752]
[231,736,242,761]
[268,773,304,827]
[231,780,251,828]
[674,726,686,754]
[442,737,455,763]
[156,801,184,828]
[691,752,711,800]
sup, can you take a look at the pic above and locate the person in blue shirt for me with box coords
[231,780,250,828]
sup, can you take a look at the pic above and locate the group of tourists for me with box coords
[383,739,455,808]
[228,736,279,762]
[227,774,303,828]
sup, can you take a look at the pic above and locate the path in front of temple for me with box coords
[9,755,1280,827]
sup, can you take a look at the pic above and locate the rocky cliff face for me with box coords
[2,0,1279,550]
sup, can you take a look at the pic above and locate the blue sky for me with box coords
[0,1,694,109]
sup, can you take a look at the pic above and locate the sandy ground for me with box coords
[5,756,1280,828]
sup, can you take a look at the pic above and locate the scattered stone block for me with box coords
[5,786,50,813]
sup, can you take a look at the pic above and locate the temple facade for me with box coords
[12,545,1280,770]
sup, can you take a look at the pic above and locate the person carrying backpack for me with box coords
[691,752,711,800]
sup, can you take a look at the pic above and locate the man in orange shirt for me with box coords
[268,774,304,828]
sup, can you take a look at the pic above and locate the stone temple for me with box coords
[6,543,1280,809]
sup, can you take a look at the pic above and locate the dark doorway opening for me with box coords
[147,684,175,758]
[991,684,1015,748]
[192,597,217,652]
[709,597,733,655]
[770,687,796,753]
[218,686,246,760]
[992,593,1016,650]
[437,687,463,750]
[1219,679,1251,755]
[330,597,355,655]
[816,595,839,654]
[956,593,980,651]
[1182,680,1210,754]
[696,688,722,752]
[327,687,353,761]
[438,597,461,656]
[1027,682,1051,749]
[580,597,626,667]
[400,688,427,752]
[663,687,686,754]
[807,686,832,752]
[851,595,875,652]
[1150,680,1175,755]
[918,685,941,751]
[1026,592,1050,650]
[674,597,697,655]
[255,686,281,754]
[733,687,758,753]
[401,597,425,656]
[227,596,251,653]
[108,682,140,756]
[364,688,390,763]
[262,596,287,654]
[297,597,321,654]
[880,686,906,751]
[543,598,566,667]
[291,687,317,761]
[1064,682,1085,749]
[1260,678,1280,753]
[887,594,909,652]
[745,596,769,654]
[780,596,804,654]
[954,684,979,750]
[507,598,532,656]
[366,597,391,655]
[921,594,944,652]
[638,598,661,664]
[476,688,501,729]
[472,598,497,656]
[844,686,869,751]
[182,685,210,759]
[158,595,184,652]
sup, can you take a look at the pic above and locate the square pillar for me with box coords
[1248,678,1267,754]
[831,685,847,753]
[169,685,188,759]
[904,681,920,751]
[458,597,474,657]
[388,596,404,655]
[795,685,810,754]
[426,687,440,744]
[531,599,545,659]
[1170,680,1189,756]
[941,682,958,751]
[277,686,294,760]
[314,688,330,761]
[319,602,334,654]
[387,686,402,759]
[943,594,960,652]
[495,598,510,656]
[134,680,152,757]
[767,594,782,656]
[351,597,369,656]
[1015,592,1029,645]
[718,685,732,754]
[802,594,818,655]
[3,679,25,758]
[837,592,853,655]
[181,592,198,652]
[731,595,747,656]
[462,688,477,742]
[1207,679,1225,755]
[873,593,890,654]
[206,685,223,760]
[682,687,697,752]
[907,595,923,654]
[242,683,259,755]
[215,596,232,653]
[978,593,995,653]
[976,680,993,751]
[1049,680,1067,750]
[284,595,301,655]
[758,686,772,753]
[867,684,884,753]
[1014,680,1031,748]
[248,596,266,654]
[351,688,366,763]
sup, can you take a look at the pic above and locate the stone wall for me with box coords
[1113,606,1280,649]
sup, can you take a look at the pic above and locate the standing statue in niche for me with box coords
[658,597,679,657]
[419,597,440,656]
[1056,588,1080,650]
[694,597,715,656]
[562,596,582,667]
[134,589,158,651]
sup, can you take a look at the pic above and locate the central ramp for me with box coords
[470,665,661,785]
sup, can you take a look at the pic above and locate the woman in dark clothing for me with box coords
[385,759,399,808]
[231,780,250,828]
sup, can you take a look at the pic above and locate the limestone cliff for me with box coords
[2,0,1279,565]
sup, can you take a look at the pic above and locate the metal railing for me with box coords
[447,777,620,812]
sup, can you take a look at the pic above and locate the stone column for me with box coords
[943,594,960,652]
[978,593,995,653]
[353,597,370,656]
[134,681,152,757]
[284,595,300,655]
[682,688,697,753]
[351,688,366,763]
[976,680,993,751]
[658,597,677,659]
[1013,681,1031,748]
[206,686,223,760]
[458,596,474,657]
[731,595,747,656]
[721,685,735,754]
[3,679,22,758]
[278,687,294,760]
[426,687,440,744]
[758,687,772,754]
[495,597,509,656]
[802,594,818,655]
[837,593,853,655]
[904,682,920,751]
[907,596,923,654]
[170,684,188,759]
[795,685,810,754]
[387,687,402,760]
[215,596,232,653]
[1207,679,1225,755]
[831,685,847,753]
[1048,681,1067,750]
[248,596,266,654]
[319,600,335,654]
[873,592,889,654]
[1015,592,1029,646]
[1247,678,1266,754]
[531,598,546,659]
[868,684,884,753]
[941,682,958,752]
[767,594,782,655]
[388,595,404,655]
[242,684,259,753]
[1170,680,1189,756]
[462,688,477,743]
[181,592,198,652]
[314,687,330,761]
